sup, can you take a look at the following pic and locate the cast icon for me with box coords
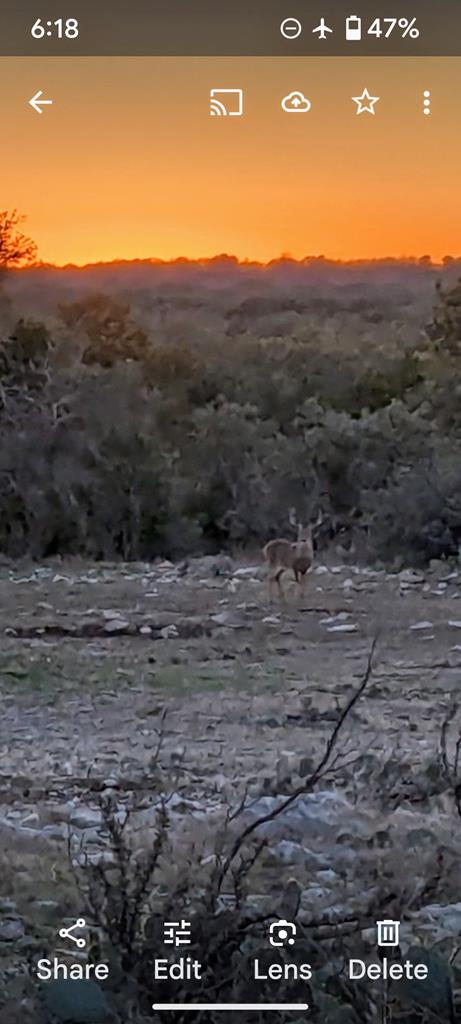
[209,89,243,116]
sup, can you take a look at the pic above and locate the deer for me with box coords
[263,510,322,601]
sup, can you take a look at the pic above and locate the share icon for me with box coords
[59,918,87,948]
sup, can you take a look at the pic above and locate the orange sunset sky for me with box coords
[1,57,460,265]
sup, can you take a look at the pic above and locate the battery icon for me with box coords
[346,15,362,40]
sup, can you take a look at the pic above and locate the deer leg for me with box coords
[300,567,313,603]
[275,568,285,601]
[292,567,303,601]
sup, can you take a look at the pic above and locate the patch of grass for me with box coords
[145,663,281,695]
[0,845,79,937]
[0,656,59,694]
[0,647,141,696]
[0,623,285,701]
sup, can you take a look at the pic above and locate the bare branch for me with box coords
[211,638,377,896]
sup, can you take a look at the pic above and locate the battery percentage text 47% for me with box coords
[368,17,420,39]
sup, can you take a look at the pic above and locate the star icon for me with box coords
[352,88,380,115]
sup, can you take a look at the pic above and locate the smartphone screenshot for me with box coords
[0,2,461,1021]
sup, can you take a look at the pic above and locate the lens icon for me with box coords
[280,18,302,40]
[269,920,297,946]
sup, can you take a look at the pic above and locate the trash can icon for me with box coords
[346,15,362,40]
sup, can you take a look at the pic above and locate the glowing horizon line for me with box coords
[12,252,460,272]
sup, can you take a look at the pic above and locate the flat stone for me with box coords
[104,618,129,633]
[70,809,103,830]
[399,569,425,584]
[160,624,179,638]
[0,918,24,941]
[327,623,358,633]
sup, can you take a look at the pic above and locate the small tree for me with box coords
[0,209,37,275]
[59,294,149,367]
[427,277,461,355]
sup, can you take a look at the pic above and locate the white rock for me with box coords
[412,901,461,936]
[70,809,103,830]
[104,618,129,633]
[268,840,323,867]
[211,612,232,625]
[399,569,425,584]
[161,624,179,639]
[315,869,339,885]
[327,623,358,633]
[0,919,24,941]
[77,851,116,867]
[320,612,350,625]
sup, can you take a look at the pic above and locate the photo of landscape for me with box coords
[1,54,461,1023]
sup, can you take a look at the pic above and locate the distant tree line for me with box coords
[1,210,461,566]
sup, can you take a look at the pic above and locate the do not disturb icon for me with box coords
[59,918,87,949]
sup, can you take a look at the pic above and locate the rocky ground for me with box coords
[1,554,461,1019]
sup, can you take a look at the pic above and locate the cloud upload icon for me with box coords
[281,91,311,113]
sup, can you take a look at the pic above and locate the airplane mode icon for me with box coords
[313,18,333,39]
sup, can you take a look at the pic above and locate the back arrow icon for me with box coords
[29,91,53,114]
